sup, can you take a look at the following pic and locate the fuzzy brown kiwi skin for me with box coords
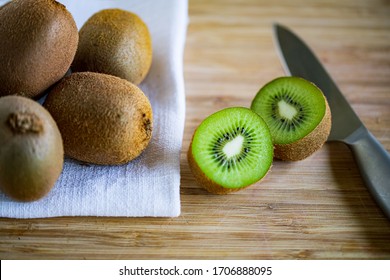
[43,72,153,165]
[187,136,271,195]
[0,0,78,99]
[274,97,331,161]
[0,2,10,9]
[0,96,64,202]
[72,9,152,85]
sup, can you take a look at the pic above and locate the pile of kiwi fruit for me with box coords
[0,0,153,202]
[188,76,331,194]
[0,1,331,202]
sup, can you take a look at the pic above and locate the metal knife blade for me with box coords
[273,23,390,219]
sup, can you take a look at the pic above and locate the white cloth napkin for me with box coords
[0,0,188,218]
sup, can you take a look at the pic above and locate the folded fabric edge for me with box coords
[165,0,189,219]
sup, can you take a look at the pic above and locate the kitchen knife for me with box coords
[273,23,390,219]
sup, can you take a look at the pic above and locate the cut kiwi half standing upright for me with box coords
[188,107,273,194]
[251,76,331,161]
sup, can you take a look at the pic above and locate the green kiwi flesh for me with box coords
[188,107,273,194]
[251,76,331,161]
[43,72,153,165]
[0,96,64,202]
[0,0,78,99]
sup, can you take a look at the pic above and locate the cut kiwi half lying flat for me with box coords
[188,107,273,194]
[251,76,331,161]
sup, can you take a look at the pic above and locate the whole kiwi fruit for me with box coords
[72,9,152,85]
[0,0,78,99]
[0,96,64,202]
[251,77,331,161]
[43,72,153,165]
[188,107,273,194]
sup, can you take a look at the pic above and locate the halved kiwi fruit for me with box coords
[188,107,273,194]
[251,76,331,161]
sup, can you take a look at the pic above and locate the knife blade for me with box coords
[273,23,390,219]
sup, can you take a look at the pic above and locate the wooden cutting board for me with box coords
[1,0,389,259]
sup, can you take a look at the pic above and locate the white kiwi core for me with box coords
[222,135,244,159]
[278,100,297,120]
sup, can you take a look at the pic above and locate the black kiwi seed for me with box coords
[268,92,308,130]
[209,125,256,171]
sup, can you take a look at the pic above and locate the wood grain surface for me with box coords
[1,0,390,259]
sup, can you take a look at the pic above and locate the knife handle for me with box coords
[348,128,390,219]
